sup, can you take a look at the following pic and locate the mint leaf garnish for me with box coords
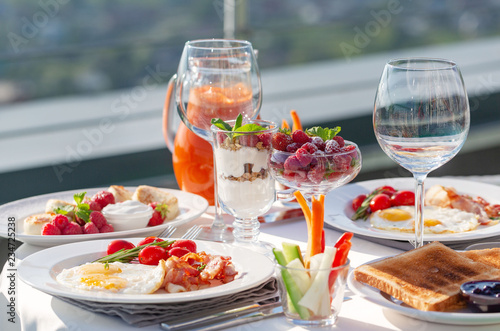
[234,123,266,133]
[211,115,266,137]
[306,126,341,141]
[54,205,74,215]
[211,118,232,131]
[233,114,243,131]
[73,192,86,205]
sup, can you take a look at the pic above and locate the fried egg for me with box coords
[56,261,166,294]
[370,206,479,234]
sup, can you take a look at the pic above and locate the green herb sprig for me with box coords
[351,188,382,220]
[211,114,266,138]
[93,240,176,264]
[306,126,341,141]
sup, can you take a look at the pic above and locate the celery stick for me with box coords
[273,248,311,319]
[282,242,304,265]
[298,246,336,316]
[286,258,311,294]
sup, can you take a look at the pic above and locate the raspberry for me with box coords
[89,211,107,229]
[52,214,69,230]
[292,130,311,145]
[286,142,301,153]
[332,135,345,147]
[217,132,227,145]
[301,142,318,154]
[62,222,83,235]
[99,223,114,233]
[42,223,61,235]
[333,155,352,172]
[311,136,326,151]
[148,202,168,226]
[271,132,293,151]
[91,191,115,209]
[325,140,341,154]
[87,200,102,212]
[295,148,313,167]
[83,222,99,234]
[257,132,272,147]
[307,163,326,184]
[238,134,260,147]
[283,155,302,171]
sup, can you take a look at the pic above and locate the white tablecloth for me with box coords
[2,205,500,331]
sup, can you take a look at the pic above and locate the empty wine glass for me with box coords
[373,58,470,248]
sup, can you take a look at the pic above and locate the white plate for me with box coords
[348,260,500,325]
[18,238,274,304]
[0,187,208,247]
[325,177,500,242]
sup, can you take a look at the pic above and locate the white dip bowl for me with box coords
[102,200,153,231]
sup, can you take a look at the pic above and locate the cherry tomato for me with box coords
[369,194,391,212]
[168,247,191,258]
[351,194,367,211]
[375,185,396,197]
[137,236,164,246]
[106,240,135,255]
[138,245,168,265]
[390,190,415,206]
[170,239,197,253]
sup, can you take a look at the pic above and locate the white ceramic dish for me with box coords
[17,238,274,304]
[325,177,500,242]
[0,187,208,247]
[348,259,500,325]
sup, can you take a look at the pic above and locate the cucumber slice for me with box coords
[282,242,304,265]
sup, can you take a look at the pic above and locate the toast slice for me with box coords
[132,185,180,220]
[354,242,500,311]
[462,248,500,269]
[107,185,133,203]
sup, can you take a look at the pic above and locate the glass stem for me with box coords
[211,142,225,230]
[233,217,260,243]
[413,173,427,249]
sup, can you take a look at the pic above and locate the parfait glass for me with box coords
[373,58,470,248]
[165,39,262,242]
[268,140,362,208]
[211,119,278,253]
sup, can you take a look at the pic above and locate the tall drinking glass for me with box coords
[373,58,470,248]
[166,39,262,242]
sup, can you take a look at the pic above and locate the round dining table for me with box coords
[2,175,500,331]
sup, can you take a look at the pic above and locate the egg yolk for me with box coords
[424,219,442,227]
[79,263,127,291]
[378,209,413,222]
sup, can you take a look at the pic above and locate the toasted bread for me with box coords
[354,242,500,311]
[132,185,179,220]
[462,248,500,269]
[108,185,133,203]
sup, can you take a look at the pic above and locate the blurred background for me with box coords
[1,0,500,205]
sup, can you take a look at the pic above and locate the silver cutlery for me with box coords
[180,224,202,240]
[157,225,177,238]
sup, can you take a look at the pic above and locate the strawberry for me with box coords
[89,211,107,229]
[91,191,115,209]
[42,223,61,235]
[83,222,99,234]
[271,132,293,151]
[52,214,69,230]
[62,222,83,235]
[99,223,114,233]
[148,202,168,226]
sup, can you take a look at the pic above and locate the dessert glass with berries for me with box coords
[211,116,278,253]
[268,127,362,203]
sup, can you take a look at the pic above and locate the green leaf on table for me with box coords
[306,126,341,141]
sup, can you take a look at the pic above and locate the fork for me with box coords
[181,225,202,240]
[157,225,177,238]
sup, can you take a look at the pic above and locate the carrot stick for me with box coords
[290,109,302,132]
[294,191,311,223]
[310,195,324,258]
[281,119,290,130]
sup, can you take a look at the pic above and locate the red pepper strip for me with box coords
[320,229,325,253]
[334,232,353,248]
[328,241,352,294]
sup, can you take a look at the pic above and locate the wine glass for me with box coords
[373,58,470,248]
[211,119,278,253]
[166,39,262,242]
[269,139,362,208]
